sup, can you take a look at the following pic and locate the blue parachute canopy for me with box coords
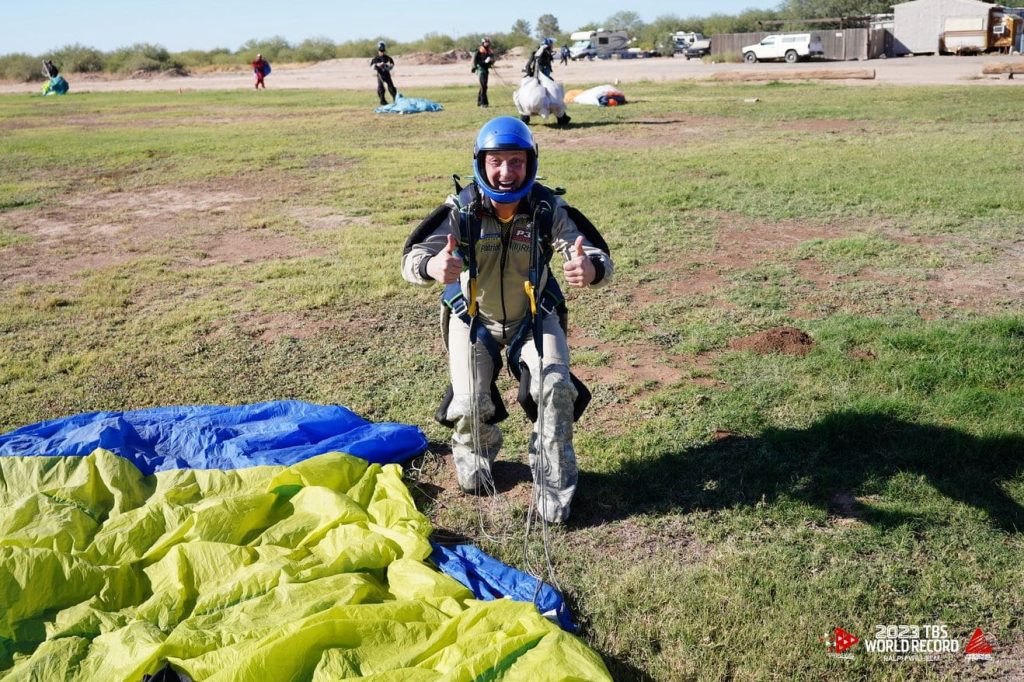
[430,542,578,632]
[375,93,443,114]
[0,400,427,474]
[42,75,69,95]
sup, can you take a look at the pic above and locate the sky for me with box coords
[0,0,776,55]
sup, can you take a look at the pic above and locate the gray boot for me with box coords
[529,371,578,523]
[448,394,503,495]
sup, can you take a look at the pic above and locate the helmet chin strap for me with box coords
[472,163,535,204]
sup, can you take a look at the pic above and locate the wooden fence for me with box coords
[710,29,885,60]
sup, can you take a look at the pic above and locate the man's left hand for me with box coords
[563,236,595,288]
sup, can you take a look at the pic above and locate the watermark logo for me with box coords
[863,625,960,662]
[821,627,860,658]
[964,628,993,661]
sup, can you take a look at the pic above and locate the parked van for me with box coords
[671,31,705,54]
[569,30,630,60]
[741,33,824,63]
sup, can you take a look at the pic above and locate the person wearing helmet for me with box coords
[370,41,398,105]
[524,38,556,79]
[472,37,495,107]
[251,53,268,90]
[401,116,614,524]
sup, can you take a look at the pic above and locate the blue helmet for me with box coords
[473,116,538,204]
[377,41,387,52]
[543,37,554,46]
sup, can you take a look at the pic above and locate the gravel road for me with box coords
[2,53,1020,95]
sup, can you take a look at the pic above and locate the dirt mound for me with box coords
[729,326,815,356]
[400,49,472,65]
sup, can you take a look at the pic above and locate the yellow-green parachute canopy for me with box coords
[0,448,611,680]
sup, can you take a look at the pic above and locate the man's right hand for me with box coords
[426,234,463,283]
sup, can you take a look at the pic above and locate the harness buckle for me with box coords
[450,295,469,317]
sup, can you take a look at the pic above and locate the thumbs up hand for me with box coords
[427,234,464,284]
[562,235,596,288]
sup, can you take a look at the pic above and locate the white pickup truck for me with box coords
[742,33,824,63]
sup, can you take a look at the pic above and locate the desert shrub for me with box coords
[107,43,181,74]
[0,53,40,82]
[238,36,292,62]
[294,37,337,62]
[49,44,105,72]
[334,38,395,58]
[406,32,456,54]
[174,48,237,68]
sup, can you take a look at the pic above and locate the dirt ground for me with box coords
[1,53,1022,95]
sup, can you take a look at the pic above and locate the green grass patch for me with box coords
[1,83,1022,681]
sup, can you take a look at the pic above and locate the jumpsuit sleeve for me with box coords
[401,195,460,286]
[549,198,614,288]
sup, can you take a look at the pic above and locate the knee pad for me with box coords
[516,363,592,423]
[435,381,508,428]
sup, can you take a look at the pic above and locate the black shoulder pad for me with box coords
[458,184,479,211]
[403,203,453,256]
[564,206,611,255]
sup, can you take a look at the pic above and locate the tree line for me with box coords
[0,3,897,83]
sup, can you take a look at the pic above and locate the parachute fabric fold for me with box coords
[375,94,443,114]
[513,74,565,119]
[0,400,428,473]
[569,84,627,106]
[0,449,611,681]
[429,543,577,632]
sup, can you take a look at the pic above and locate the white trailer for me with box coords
[568,30,630,60]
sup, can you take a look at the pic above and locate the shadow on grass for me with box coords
[574,411,1024,532]
[535,118,688,131]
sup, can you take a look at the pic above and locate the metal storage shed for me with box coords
[892,0,995,54]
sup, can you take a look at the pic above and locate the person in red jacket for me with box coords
[251,53,268,90]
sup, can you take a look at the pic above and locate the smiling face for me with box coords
[483,150,528,198]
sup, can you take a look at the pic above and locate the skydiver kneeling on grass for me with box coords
[401,116,613,523]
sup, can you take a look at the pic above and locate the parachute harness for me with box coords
[449,176,567,596]
[453,179,510,542]
[522,196,561,595]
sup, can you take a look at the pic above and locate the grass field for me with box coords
[1,80,1023,680]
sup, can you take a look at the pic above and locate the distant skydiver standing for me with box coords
[251,53,268,89]
[472,37,495,107]
[371,41,398,105]
[524,38,555,78]
[559,45,570,66]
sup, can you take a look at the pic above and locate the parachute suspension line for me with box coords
[522,197,561,597]
[490,58,512,88]
[457,183,508,542]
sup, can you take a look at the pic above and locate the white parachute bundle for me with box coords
[513,72,565,119]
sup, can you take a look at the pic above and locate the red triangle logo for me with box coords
[834,627,860,653]
[965,628,993,654]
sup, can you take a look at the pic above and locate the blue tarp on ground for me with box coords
[0,400,427,474]
[375,94,444,114]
